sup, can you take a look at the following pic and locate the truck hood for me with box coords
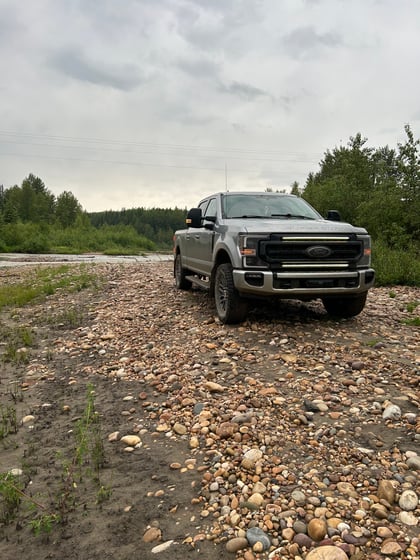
[230,218,368,236]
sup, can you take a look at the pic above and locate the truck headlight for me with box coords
[359,236,372,267]
[238,235,269,268]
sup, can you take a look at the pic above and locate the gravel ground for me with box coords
[0,261,419,560]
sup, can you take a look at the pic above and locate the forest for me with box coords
[0,174,184,256]
[0,125,419,286]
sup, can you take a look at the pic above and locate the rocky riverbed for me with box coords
[0,261,419,560]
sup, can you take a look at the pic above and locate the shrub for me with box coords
[373,241,420,286]
[0,223,51,253]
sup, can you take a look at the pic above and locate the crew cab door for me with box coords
[185,197,217,275]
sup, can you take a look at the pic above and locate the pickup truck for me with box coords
[173,191,375,324]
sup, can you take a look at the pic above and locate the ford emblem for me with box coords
[306,245,332,258]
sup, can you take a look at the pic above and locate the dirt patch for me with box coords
[0,262,419,560]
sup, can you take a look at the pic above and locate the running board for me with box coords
[185,275,210,290]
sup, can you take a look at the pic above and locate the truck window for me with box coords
[198,200,209,214]
[204,198,217,219]
[223,194,320,220]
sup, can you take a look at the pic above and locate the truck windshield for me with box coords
[222,194,321,220]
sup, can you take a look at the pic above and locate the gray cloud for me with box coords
[176,57,221,79]
[173,0,263,53]
[0,4,24,48]
[50,48,144,91]
[219,80,269,101]
[283,26,343,59]
[1,0,419,212]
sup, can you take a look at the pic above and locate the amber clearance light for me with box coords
[240,248,256,256]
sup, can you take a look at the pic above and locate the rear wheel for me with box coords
[322,292,368,318]
[214,263,248,324]
[174,253,192,290]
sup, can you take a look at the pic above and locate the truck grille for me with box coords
[259,234,362,270]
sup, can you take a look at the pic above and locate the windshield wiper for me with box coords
[230,215,266,219]
[270,213,315,220]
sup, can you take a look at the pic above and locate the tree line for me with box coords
[0,175,185,253]
[300,124,419,251]
[295,124,419,285]
[0,174,82,228]
[0,124,418,284]
[89,207,187,247]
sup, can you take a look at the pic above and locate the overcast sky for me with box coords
[1,0,419,212]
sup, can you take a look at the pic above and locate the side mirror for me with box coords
[203,215,216,231]
[203,216,217,231]
[326,210,341,221]
[186,208,202,228]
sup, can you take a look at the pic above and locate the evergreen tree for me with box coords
[397,125,420,240]
[303,134,374,222]
[55,191,82,227]
[290,181,301,196]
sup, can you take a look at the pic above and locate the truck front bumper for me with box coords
[233,268,375,297]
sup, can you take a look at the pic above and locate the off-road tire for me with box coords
[214,263,248,324]
[174,253,192,290]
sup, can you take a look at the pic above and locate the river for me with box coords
[0,253,173,267]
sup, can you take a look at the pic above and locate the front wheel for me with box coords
[322,292,368,318]
[214,263,248,324]
[174,253,192,290]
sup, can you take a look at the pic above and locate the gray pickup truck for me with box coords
[173,191,375,323]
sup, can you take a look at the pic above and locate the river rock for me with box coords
[398,490,418,511]
[143,527,162,542]
[189,436,199,448]
[382,404,401,420]
[380,541,403,555]
[398,511,418,526]
[248,492,265,507]
[173,422,187,435]
[376,526,393,538]
[377,479,396,503]
[216,422,238,438]
[151,540,174,553]
[293,520,307,534]
[343,532,368,545]
[371,503,388,519]
[204,381,225,392]
[291,489,306,505]
[246,527,270,551]
[293,532,313,549]
[307,518,327,542]
[336,482,358,498]
[243,449,263,462]
[282,527,295,541]
[305,545,348,559]
[120,435,141,446]
[252,481,266,494]
[406,456,420,470]
[225,537,248,553]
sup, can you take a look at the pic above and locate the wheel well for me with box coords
[210,250,231,295]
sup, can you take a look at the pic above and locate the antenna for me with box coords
[225,162,228,192]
